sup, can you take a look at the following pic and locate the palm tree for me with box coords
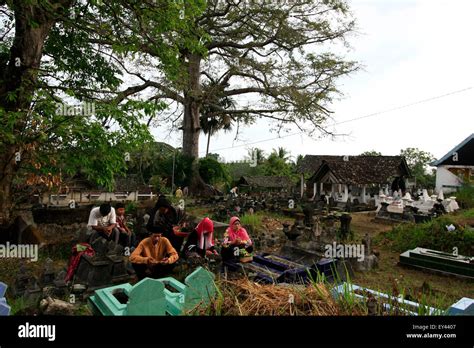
[200,81,236,156]
[272,147,291,163]
[201,114,233,156]
[247,148,266,165]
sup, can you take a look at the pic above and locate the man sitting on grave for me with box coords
[114,203,136,249]
[129,231,179,279]
[183,217,219,259]
[146,195,186,252]
[221,216,253,262]
[87,203,119,244]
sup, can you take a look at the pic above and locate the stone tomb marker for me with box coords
[125,278,167,316]
[183,267,216,313]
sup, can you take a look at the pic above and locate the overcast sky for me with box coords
[152,0,474,163]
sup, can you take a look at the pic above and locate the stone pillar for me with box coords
[361,185,367,203]
[343,184,349,202]
[300,174,304,198]
[313,182,317,198]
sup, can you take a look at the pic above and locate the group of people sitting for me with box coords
[86,195,253,280]
[87,202,135,248]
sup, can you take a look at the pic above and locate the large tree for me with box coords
[400,147,436,188]
[0,0,75,223]
[96,0,358,195]
[0,0,201,224]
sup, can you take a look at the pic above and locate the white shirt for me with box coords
[87,207,116,231]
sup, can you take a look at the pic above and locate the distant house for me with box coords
[237,176,293,192]
[39,173,153,205]
[297,155,410,202]
[432,134,474,193]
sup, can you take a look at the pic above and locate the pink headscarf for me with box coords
[224,216,252,245]
[195,217,214,250]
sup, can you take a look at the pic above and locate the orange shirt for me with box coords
[130,236,179,265]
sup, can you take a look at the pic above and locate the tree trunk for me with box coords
[0,1,73,226]
[0,148,16,225]
[182,53,202,158]
[206,131,211,156]
[181,53,215,196]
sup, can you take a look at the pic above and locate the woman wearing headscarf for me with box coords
[183,217,218,258]
[221,216,253,262]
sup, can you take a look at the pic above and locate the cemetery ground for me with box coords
[0,205,473,316]
[349,211,474,310]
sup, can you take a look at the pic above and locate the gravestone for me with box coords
[446,297,474,316]
[106,242,128,283]
[183,267,216,313]
[89,267,215,316]
[284,223,301,241]
[338,213,352,241]
[125,278,167,315]
[11,264,41,301]
[0,281,11,316]
[399,247,473,278]
[40,258,56,287]
[352,233,378,272]
[74,239,113,290]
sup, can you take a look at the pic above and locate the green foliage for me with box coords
[225,161,266,182]
[0,0,205,217]
[462,208,474,218]
[261,152,294,177]
[360,150,382,156]
[125,201,138,214]
[246,148,266,165]
[455,184,474,209]
[400,147,436,188]
[239,214,261,232]
[198,156,230,185]
[379,216,474,255]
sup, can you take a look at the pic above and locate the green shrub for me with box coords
[125,201,138,214]
[239,213,261,233]
[380,216,474,255]
[455,184,474,209]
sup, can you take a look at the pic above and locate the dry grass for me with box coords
[206,278,365,316]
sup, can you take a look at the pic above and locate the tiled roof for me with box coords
[308,156,410,185]
[238,176,293,188]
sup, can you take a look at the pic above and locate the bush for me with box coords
[199,157,230,186]
[380,216,474,255]
[240,214,260,231]
[455,184,474,209]
[125,201,138,214]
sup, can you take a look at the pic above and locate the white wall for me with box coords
[435,166,463,193]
